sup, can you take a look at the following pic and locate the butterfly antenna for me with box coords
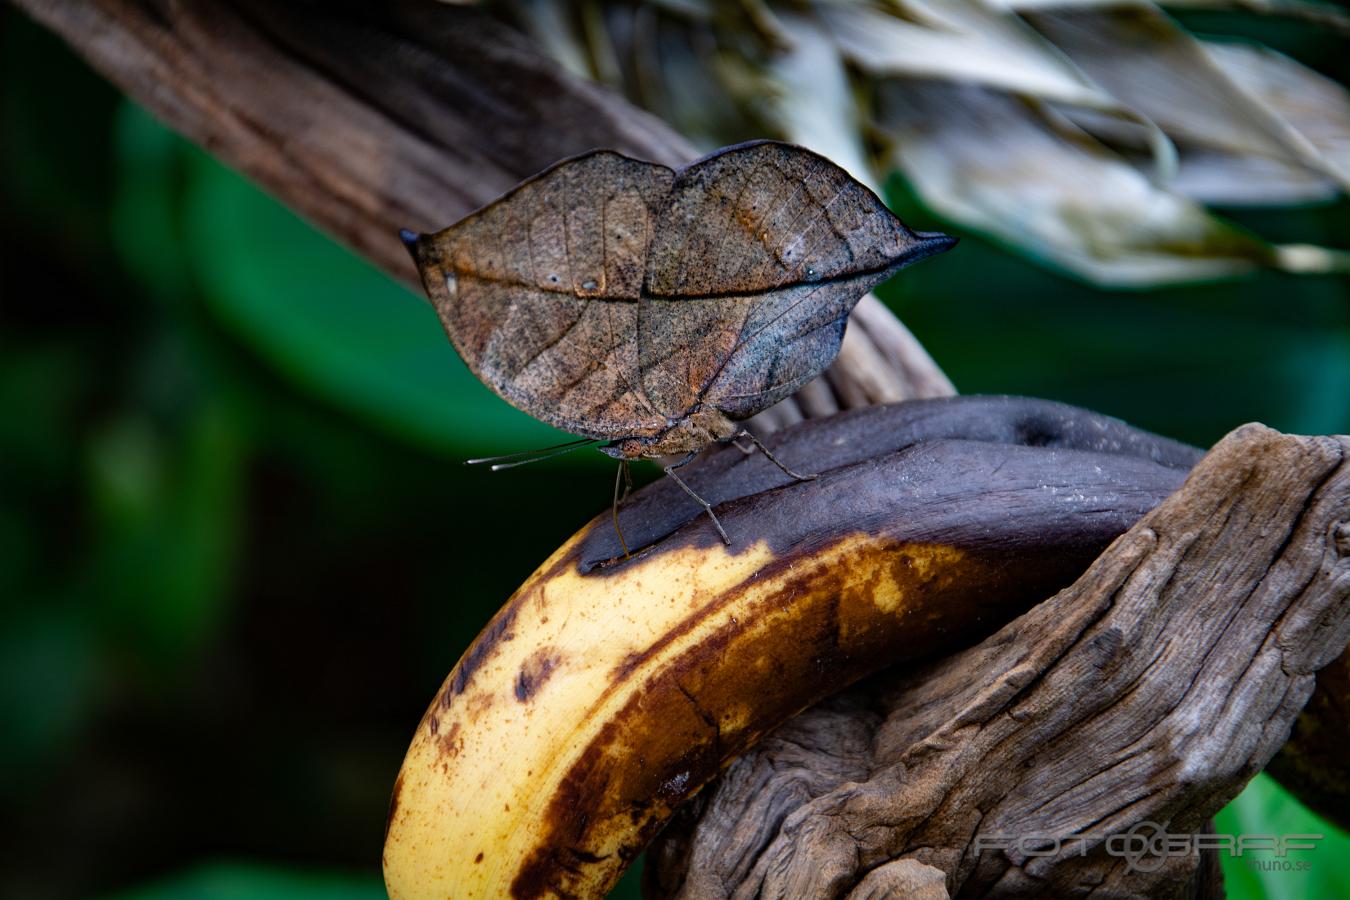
[467,439,599,471]
[466,438,597,468]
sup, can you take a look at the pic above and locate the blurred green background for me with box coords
[2,6,1347,899]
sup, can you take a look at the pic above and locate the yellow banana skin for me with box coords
[383,398,1200,899]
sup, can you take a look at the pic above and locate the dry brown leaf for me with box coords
[498,0,1350,286]
[877,81,1277,285]
[1205,40,1350,190]
[1025,6,1331,181]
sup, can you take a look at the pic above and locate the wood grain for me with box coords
[647,425,1350,898]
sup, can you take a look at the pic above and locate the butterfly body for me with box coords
[597,405,738,460]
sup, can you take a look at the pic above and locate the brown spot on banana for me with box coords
[383,398,1200,899]
[447,603,521,699]
[515,648,563,703]
[439,721,461,759]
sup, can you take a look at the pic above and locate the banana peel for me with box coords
[383,397,1200,899]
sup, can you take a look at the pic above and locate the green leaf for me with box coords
[99,863,384,900]
[84,395,245,672]
[161,120,571,457]
[110,103,194,303]
[0,610,95,790]
[1215,772,1350,900]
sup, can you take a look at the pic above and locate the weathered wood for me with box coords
[648,425,1350,898]
[14,0,952,422]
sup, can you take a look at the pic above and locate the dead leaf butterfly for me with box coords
[401,140,954,548]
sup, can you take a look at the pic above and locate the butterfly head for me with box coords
[601,408,738,460]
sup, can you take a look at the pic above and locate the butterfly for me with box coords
[401,140,954,548]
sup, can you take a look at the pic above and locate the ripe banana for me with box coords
[383,397,1199,899]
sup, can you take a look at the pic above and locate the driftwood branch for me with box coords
[647,425,1350,898]
[15,0,951,421]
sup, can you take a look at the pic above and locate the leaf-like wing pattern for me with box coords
[408,151,673,439]
[640,142,949,419]
[408,141,950,441]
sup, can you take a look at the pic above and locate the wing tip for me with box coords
[912,230,958,260]
[399,228,422,261]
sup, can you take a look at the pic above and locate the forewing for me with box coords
[638,142,940,418]
[411,151,674,438]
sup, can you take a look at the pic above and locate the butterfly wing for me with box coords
[408,151,675,439]
[638,141,950,420]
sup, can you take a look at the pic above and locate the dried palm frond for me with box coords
[490,0,1350,287]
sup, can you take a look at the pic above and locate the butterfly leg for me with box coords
[612,460,632,558]
[733,429,817,482]
[665,452,731,546]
